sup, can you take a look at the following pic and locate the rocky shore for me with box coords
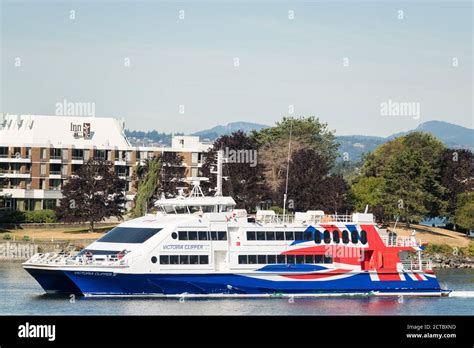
[429,254,474,268]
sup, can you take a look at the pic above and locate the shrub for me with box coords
[22,235,30,241]
[424,243,453,255]
[0,210,26,223]
[24,210,57,223]
[2,233,12,240]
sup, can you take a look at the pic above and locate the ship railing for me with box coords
[401,259,433,271]
[258,214,355,225]
[381,235,420,247]
[26,252,128,267]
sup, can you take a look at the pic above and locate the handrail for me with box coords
[401,259,432,271]
[256,214,357,225]
[25,252,129,267]
[381,235,419,247]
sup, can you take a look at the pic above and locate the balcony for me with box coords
[49,170,62,179]
[0,170,31,179]
[49,155,62,164]
[71,156,84,164]
[0,155,31,163]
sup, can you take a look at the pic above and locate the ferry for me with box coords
[23,151,448,297]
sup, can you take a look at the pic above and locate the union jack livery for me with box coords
[23,152,448,297]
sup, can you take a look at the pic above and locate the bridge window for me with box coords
[351,230,358,244]
[98,227,162,244]
[342,230,349,244]
[175,206,189,214]
[333,231,340,244]
[247,231,256,240]
[314,231,321,244]
[265,231,275,241]
[360,230,367,244]
[323,230,331,244]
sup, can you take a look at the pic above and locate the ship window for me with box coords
[266,231,275,241]
[342,230,349,244]
[247,231,256,240]
[217,231,227,240]
[285,231,294,240]
[256,231,265,240]
[323,230,331,244]
[188,231,198,241]
[210,231,218,240]
[248,255,257,264]
[314,231,321,244]
[351,231,358,244]
[275,231,285,240]
[151,256,157,264]
[314,255,323,263]
[175,205,189,214]
[178,231,188,240]
[267,255,276,264]
[294,232,304,240]
[324,256,333,264]
[201,205,215,213]
[333,231,340,244]
[189,255,199,264]
[199,255,209,264]
[198,231,208,240]
[305,255,314,263]
[169,255,179,264]
[286,255,295,264]
[303,231,313,241]
[171,232,178,240]
[160,255,169,264]
[97,227,162,244]
[239,255,248,264]
[296,255,305,264]
[179,255,189,264]
[188,206,201,214]
[163,205,175,214]
[360,230,367,244]
[257,255,267,264]
[277,255,286,264]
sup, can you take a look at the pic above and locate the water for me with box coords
[1,262,473,315]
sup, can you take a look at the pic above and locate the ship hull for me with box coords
[24,267,445,297]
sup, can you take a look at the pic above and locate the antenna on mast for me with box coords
[282,119,293,221]
[211,150,225,196]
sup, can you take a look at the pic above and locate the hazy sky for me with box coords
[1,0,472,136]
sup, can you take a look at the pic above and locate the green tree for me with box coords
[454,192,474,231]
[251,116,339,165]
[351,176,387,221]
[131,156,161,218]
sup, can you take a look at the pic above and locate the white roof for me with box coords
[154,195,236,206]
[0,114,131,149]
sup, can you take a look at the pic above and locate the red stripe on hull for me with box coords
[282,269,352,280]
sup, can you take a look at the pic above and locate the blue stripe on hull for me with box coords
[58,271,442,296]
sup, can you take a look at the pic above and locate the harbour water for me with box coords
[1,262,473,315]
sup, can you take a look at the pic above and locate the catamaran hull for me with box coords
[24,267,445,297]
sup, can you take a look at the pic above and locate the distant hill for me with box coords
[127,120,473,161]
[337,121,473,162]
[191,122,269,141]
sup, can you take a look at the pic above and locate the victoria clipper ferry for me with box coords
[23,151,448,297]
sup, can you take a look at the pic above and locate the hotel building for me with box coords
[0,114,212,211]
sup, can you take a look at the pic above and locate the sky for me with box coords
[0,0,472,136]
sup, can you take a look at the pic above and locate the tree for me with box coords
[351,176,387,221]
[131,152,186,217]
[201,131,270,212]
[252,116,339,164]
[440,149,474,217]
[275,148,352,213]
[55,159,126,231]
[454,192,474,231]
